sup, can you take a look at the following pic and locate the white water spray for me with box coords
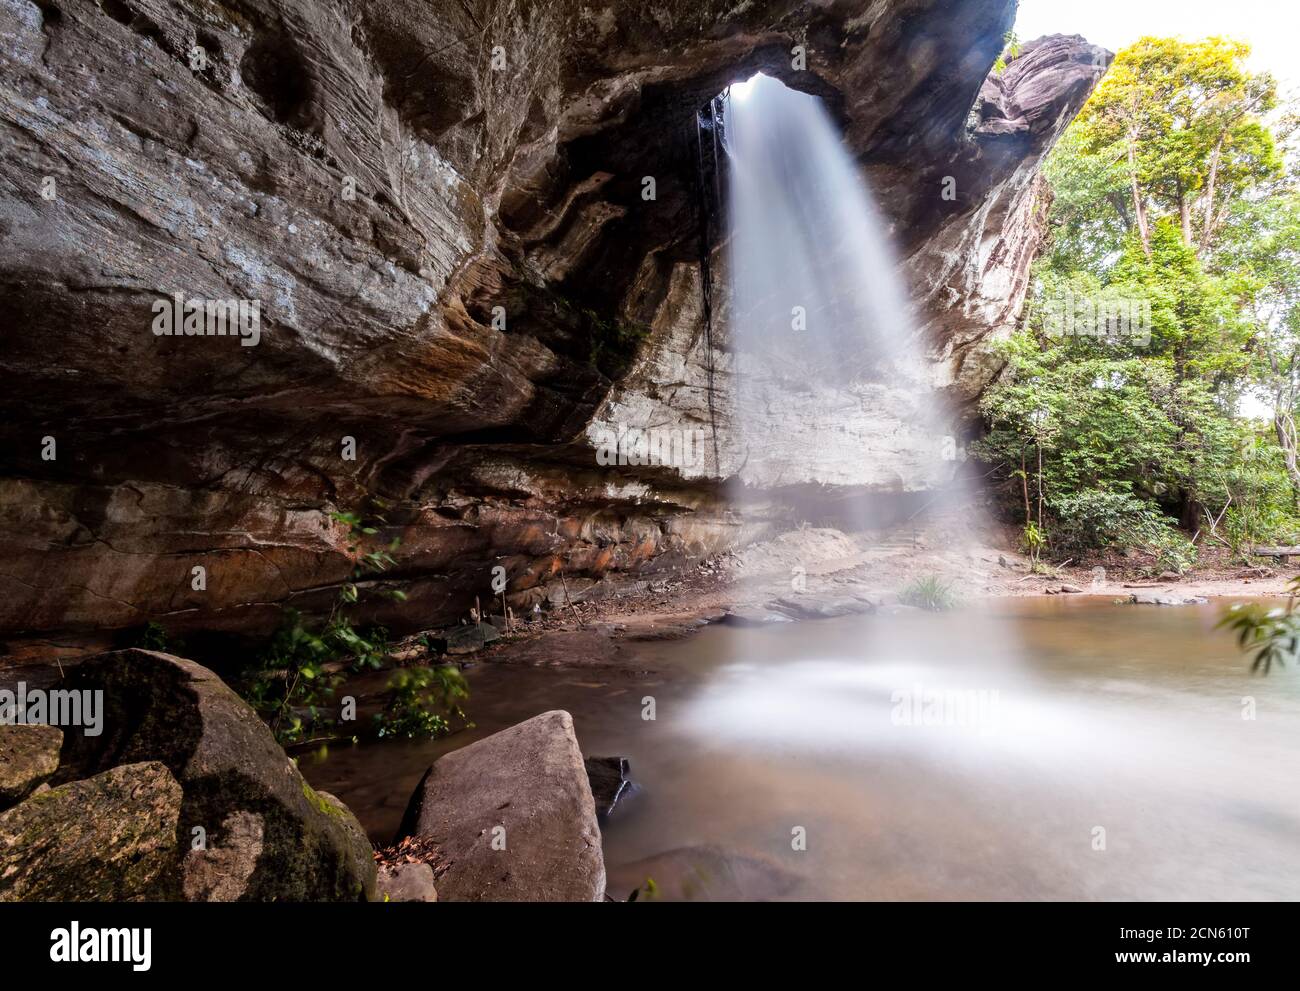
[723,73,956,496]
[721,73,1022,665]
[727,73,917,380]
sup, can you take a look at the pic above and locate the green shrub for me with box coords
[374,665,470,740]
[1050,490,1165,548]
[236,506,426,746]
[131,620,183,654]
[899,575,959,611]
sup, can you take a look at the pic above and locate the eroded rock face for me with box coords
[593,35,1110,491]
[0,1,1105,644]
[398,709,605,901]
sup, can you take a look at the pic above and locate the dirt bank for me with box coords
[464,519,1296,668]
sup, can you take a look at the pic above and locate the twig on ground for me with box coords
[559,570,585,628]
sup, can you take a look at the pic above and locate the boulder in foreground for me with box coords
[0,761,181,901]
[56,649,376,901]
[399,710,605,901]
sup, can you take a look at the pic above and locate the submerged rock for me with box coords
[398,710,605,901]
[768,596,877,620]
[721,607,794,627]
[489,629,622,668]
[0,724,62,809]
[439,622,502,655]
[1131,594,1209,607]
[55,649,376,902]
[608,845,803,902]
[0,761,181,902]
[585,756,637,819]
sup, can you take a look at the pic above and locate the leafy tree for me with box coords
[1218,193,1300,498]
[1077,37,1281,259]
[976,37,1299,556]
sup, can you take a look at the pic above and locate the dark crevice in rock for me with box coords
[240,29,314,127]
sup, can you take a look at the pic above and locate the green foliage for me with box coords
[1077,36,1282,250]
[238,507,410,746]
[240,609,348,745]
[974,337,1247,503]
[1218,576,1300,674]
[132,621,182,654]
[583,309,650,380]
[627,877,659,902]
[1040,128,1133,276]
[1049,489,1179,550]
[993,30,1021,76]
[899,575,959,612]
[975,36,1300,562]
[1021,521,1046,570]
[374,665,470,740]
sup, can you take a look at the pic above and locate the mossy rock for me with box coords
[0,761,181,901]
[0,724,63,810]
[56,649,376,902]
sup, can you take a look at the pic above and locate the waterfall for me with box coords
[721,72,1022,661]
[726,73,917,383]
[723,73,956,500]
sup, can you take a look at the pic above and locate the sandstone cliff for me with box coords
[0,0,1106,648]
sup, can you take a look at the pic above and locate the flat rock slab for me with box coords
[1131,594,1209,606]
[399,710,605,901]
[0,761,181,901]
[0,724,63,809]
[720,608,794,627]
[439,622,501,655]
[768,595,876,620]
[377,862,438,902]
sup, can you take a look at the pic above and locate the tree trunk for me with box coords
[1127,135,1152,259]
[1108,191,1132,231]
[1274,410,1300,506]
[1199,135,1224,256]
[1036,444,1044,529]
[1021,450,1031,525]
[1178,189,1193,246]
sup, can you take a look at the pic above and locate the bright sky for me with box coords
[1015,0,1300,97]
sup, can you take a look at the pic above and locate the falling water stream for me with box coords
[723,73,958,495]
